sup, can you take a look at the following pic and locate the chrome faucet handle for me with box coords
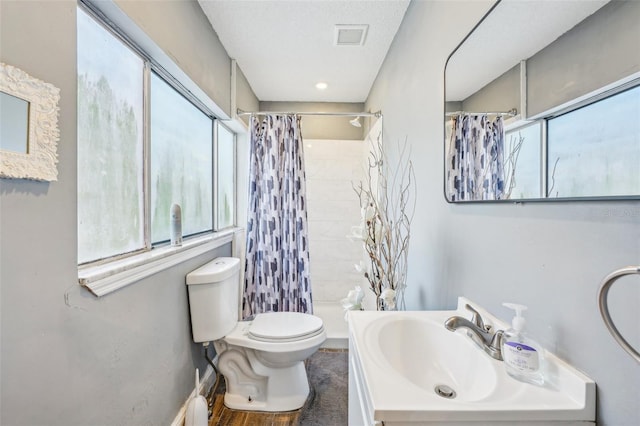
[488,330,505,361]
[490,330,504,350]
[465,304,486,330]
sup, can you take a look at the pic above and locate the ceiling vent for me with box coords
[334,24,369,46]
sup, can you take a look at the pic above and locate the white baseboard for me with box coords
[171,357,218,426]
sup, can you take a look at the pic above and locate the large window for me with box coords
[502,83,640,201]
[547,85,640,198]
[77,6,234,265]
[77,8,144,264]
[150,73,213,243]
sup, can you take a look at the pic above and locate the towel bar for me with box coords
[597,266,640,363]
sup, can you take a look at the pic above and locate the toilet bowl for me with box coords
[186,257,326,412]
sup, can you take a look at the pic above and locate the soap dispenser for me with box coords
[502,303,545,386]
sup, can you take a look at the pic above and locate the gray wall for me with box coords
[0,1,242,424]
[235,63,260,126]
[115,0,233,117]
[366,1,640,425]
[445,101,462,114]
[259,101,365,140]
[462,63,520,114]
[457,1,640,118]
[527,0,640,116]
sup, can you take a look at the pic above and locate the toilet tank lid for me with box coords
[186,257,240,285]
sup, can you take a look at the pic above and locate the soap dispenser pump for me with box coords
[502,303,545,386]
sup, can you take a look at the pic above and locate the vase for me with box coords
[376,295,397,311]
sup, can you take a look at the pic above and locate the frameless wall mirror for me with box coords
[0,63,60,181]
[444,0,640,202]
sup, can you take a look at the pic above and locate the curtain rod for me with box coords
[446,108,517,117]
[236,108,382,118]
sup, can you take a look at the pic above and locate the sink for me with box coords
[348,297,596,425]
[377,317,497,402]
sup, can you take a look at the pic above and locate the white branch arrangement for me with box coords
[503,131,525,199]
[352,134,415,310]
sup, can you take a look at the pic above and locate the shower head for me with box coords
[349,117,361,128]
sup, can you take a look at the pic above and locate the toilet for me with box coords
[186,257,326,412]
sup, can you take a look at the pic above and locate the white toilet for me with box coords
[186,257,326,412]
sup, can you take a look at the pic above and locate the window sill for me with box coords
[78,228,241,297]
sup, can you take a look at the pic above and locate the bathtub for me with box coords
[314,301,348,349]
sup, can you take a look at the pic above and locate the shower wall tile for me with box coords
[305,161,364,182]
[310,260,362,283]
[306,180,359,203]
[307,198,361,222]
[304,139,365,303]
[310,239,363,263]
[308,220,358,241]
[305,139,363,159]
[313,278,370,302]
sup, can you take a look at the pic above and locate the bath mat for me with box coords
[299,349,348,425]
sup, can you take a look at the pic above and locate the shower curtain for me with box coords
[446,114,505,201]
[242,114,313,319]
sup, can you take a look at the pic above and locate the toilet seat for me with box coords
[249,312,324,343]
[223,312,326,353]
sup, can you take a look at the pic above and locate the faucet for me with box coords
[445,304,504,361]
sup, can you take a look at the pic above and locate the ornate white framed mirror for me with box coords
[1,63,60,181]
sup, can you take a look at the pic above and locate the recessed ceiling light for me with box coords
[315,82,328,90]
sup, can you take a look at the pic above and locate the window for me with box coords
[505,122,543,199]
[500,82,640,201]
[546,85,640,198]
[77,7,145,264]
[150,73,213,243]
[216,122,235,229]
[77,6,235,265]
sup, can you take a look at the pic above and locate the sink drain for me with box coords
[434,384,457,399]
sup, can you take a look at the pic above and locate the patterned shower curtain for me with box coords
[446,114,505,201]
[242,114,313,319]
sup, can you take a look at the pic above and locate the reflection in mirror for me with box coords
[444,0,640,202]
[0,92,30,154]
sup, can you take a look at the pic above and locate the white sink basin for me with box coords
[348,297,596,425]
[377,316,498,402]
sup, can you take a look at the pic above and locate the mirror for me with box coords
[444,0,640,202]
[0,92,30,153]
[1,63,60,181]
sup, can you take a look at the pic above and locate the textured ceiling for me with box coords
[446,0,610,102]
[198,0,410,103]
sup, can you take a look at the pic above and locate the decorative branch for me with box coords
[504,132,525,199]
[548,157,560,197]
[352,133,415,310]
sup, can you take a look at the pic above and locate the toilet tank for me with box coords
[186,257,241,343]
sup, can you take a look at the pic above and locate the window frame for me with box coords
[77,1,238,296]
[148,70,217,245]
[503,77,640,202]
[214,120,237,231]
[544,83,640,199]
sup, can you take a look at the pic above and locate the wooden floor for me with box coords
[208,392,301,426]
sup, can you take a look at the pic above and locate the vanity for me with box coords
[348,298,596,425]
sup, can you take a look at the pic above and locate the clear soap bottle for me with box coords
[501,303,545,386]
